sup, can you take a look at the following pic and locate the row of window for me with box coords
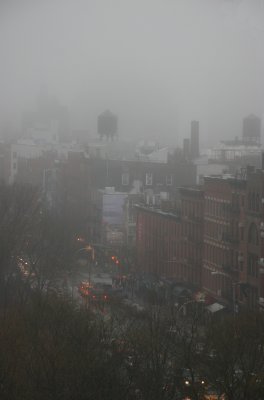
[248,223,259,245]
[205,199,232,219]
[181,201,203,219]
[248,192,261,212]
[181,222,202,242]
[121,173,173,186]
[205,193,248,218]
[247,253,259,278]
[204,221,239,242]
[203,243,239,270]
[203,221,260,246]
[141,245,259,274]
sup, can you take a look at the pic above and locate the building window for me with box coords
[248,223,259,246]
[13,162,17,170]
[252,193,256,211]
[166,175,173,186]
[256,194,260,212]
[13,151,17,159]
[121,172,129,186]
[145,172,153,186]
[248,193,251,210]
[247,253,258,278]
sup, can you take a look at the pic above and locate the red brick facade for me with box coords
[243,169,264,308]
[202,177,245,304]
[202,173,264,309]
[136,206,181,278]
[179,188,204,286]
[136,187,203,286]
[135,170,264,310]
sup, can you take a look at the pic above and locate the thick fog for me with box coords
[0,0,264,147]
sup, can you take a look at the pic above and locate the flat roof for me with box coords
[134,204,181,220]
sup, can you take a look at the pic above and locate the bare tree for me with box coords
[204,312,264,400]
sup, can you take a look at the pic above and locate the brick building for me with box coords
[135,164,264,310]
[135,187,203,287]
[136,205,181,278]
[90,157,196,199]
[179,187,204,286]
[43,152,102,243]
[201,170,264,310]
[202,176,246,306]
[243,167,264,308]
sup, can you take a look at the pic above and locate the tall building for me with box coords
[22,92,70,142]
[242,114,261,144]
[190,120,199,159]
[183,138,190,159]
[202,176,246,306]
[242,167,264,309]
[179,187,204,286]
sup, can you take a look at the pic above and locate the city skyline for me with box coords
[0,0,264,147]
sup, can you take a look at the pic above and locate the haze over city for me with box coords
[2,2,264,399]
[1,0,264,147]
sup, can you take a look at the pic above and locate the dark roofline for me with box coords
[179,186,204,197]
[204,175,246,188]
[134,204,181,221]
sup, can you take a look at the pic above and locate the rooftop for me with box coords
[134,203,180,220]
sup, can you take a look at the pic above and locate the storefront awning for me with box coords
[206,302,225,313]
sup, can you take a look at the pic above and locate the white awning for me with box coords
[206,302,225,313]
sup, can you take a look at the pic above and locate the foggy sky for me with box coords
[0,0,264,147]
